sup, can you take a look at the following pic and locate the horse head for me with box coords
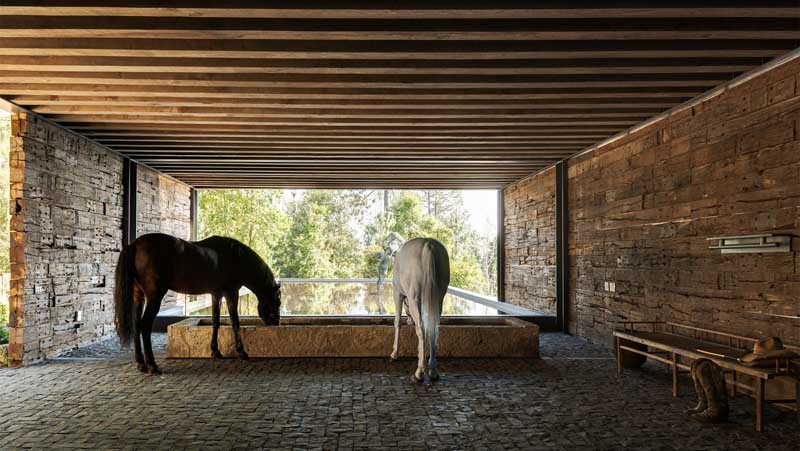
[257,282,281,326]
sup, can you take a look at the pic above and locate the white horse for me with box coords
[390,238,450,383]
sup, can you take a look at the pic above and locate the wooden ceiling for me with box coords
[0,1,798,188]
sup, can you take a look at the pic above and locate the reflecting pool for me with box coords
[190,282,503,316]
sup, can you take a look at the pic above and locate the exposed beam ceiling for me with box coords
[0,1,798,189]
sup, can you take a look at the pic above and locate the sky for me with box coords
[461,190,499,236]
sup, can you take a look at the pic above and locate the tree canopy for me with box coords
[198,188,497,295]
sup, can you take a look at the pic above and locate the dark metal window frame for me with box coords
[496,189,505,302]
[121,159,137,246]
[556,161,569,334]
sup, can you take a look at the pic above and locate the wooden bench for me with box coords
[613,321,799,432]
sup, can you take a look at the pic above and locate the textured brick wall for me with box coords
[136,166,192,308]
[7,114,192,365]
[567,58,800,348]
[503,167,557,314]
[8,114,124,365]
[503,58,800,348]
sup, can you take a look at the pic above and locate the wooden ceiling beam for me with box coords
[0,71,732,89]
[85,132,614,139]
[0,17,797,40]
[123,154,583,161]
[0,55,767,75]
[113,144,585,151]
[34,105,662,117]
[1,2,797,19]
[62,124,632,134]
[0,38,792,59]
[0,85,708,99]
[11,95,686,109]
[103,137,596,150]
[51,115,645,126]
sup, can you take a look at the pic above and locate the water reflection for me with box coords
[191,282,500,316]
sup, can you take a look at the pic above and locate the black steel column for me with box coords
[121,159,137,245]
[190,188,199,240]
[556,161,569,333]
[497,189,505,302]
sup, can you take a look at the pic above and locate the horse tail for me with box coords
[114,243,136,347]
[421,240,447,352]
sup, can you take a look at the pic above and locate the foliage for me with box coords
[272,190,363,278]
[368,191,494,294]
[198,189,289,270]
[199,188,498,296]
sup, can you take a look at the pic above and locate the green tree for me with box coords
[362,191,493,294]
[273,190,363,278]
[198,187,498,295]
[198,189,289,271]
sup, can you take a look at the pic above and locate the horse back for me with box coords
[130,233,225,296]
[393,238,450,299]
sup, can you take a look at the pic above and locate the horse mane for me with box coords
[220,236,277,287]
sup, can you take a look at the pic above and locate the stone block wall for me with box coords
[8,114,124,365]
[504,58,800,348]
[136,166,192,308]
[503,167,557,314]
[7,113,193,365]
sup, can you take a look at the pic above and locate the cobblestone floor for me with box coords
[1,333,797,450]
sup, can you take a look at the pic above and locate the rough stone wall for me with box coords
[136,166,192,308]
[503,167,557,314]
[6,114,193,365]
[567,59,800,347]
[8,114,123,365]
[502,58,800,349]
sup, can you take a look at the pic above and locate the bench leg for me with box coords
[755,378,764,433]
[730,371,736,399]
[616,336,622,375]
[671,353,678,397]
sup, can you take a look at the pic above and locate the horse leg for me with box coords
[427,296,444,382]
[390,292,404,361]
[407,297,426,383]
[404,299,414,326]
[133,285,146,373]
[141,288,166,375]
[225,290,248,360]
[427,315,441,382]
[210,292,224,359]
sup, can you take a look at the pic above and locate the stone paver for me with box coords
[1,333,797,450]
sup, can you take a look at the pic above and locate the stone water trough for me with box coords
[167,317,538,359]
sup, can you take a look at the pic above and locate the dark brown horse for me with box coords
[114,233,281,374]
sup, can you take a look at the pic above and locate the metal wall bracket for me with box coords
[706,234,791,254]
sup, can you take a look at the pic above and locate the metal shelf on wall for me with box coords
[706,234,791,254]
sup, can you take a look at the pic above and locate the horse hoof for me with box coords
[238,352,249,361]
[389,353,399,361]
[410,374,424,384]
[147,365,162,376]
[428,371,440,382]
[136,362,148,373]
[211,350,223,359]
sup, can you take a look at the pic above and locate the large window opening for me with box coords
[180,188,524,317]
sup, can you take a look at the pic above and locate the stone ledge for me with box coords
[167,316,539,359]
